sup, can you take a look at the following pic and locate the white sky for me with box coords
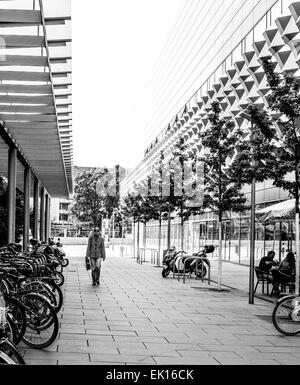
[72,0,185,170]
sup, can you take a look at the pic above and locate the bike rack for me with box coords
[183,256,211,284]
[171,254,211,284]
[172,252,187,281]
[138,248,159,266]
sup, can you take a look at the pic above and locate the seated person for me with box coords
[258,251,278,273]
[271,252,296,295]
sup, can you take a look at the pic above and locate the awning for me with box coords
[0,0,73,198]
[256,199,297,221]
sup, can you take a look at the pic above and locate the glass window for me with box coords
[59,214,69,222]
[59,203,69,211]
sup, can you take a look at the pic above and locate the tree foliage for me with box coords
[71,168,120,228]
[199,101,247,220]
[260,57,300,206]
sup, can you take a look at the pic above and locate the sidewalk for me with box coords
[22,245,300,365]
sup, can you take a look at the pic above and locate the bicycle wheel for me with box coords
[21,293,58,349]
[272,295,300,336]
[23,281,58,311]
[46,282,63,313]
[5,312,19,345]
[52,271,64,287]
[0,351,15,364]
[61,258,69,268]
[0,339,25,365]
[6,298,27,345]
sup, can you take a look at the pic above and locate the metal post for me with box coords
[33,177,39,239]
[23,167,31,250]
[7,148,17,244]
[249,119,256,305]
[240,112,256,304]
[40,187,45,242]
[249,177,256,304]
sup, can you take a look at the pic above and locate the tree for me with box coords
[199,101,248,291]
[231,103,277,185]
[71,169,107,229]
[247,56,300,293]
[169,137,203,252]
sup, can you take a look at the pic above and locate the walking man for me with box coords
[86,227,106,286]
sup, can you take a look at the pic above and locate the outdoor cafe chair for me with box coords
[254,267,273,296]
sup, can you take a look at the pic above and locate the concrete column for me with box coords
[7,147,17,244]
[40,187,45,242]
[45,194,50,242]
[23,167,31,250]
[33,177,39,239]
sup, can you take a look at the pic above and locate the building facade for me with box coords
[120,0,300,266]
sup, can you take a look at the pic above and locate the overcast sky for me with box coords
[72,0,185,170]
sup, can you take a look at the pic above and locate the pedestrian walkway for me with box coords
[22,246,300,365]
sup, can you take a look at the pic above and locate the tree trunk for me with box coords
[137,220,140,260]
[132,219,136,259]
[295,168,300,295]
[167,208,171,249]
[143,222,147,249]
[218,214,223,291]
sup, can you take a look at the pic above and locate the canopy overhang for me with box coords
[256,199,298,221]
[0,0,73,198]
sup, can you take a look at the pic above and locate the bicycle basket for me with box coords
[0,307,7,328]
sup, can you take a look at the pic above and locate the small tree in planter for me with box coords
[199,101,248,291]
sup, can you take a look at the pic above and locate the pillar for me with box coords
[33,177,39,239]
[40,186,45,242]
[7,147,17,244]
[23,166,31,250]
[45,194,50,242]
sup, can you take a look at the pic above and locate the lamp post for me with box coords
[240,112,256,305]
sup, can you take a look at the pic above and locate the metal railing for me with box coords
[137,248,159,266]
[172,254,211,284]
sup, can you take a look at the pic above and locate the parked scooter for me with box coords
[162,245,214,279]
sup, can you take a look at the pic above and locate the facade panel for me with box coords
[121,0,300,266]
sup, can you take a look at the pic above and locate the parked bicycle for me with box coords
[0,237,67,362]
[0,305,25,365]
[272,294,300,336]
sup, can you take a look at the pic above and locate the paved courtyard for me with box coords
[22,245,300,365]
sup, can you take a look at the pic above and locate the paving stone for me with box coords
[25,360,58,365]
[153,356,219,365]
[85,330,137,336]
[90,354,156,364]
[58,345,119,355]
